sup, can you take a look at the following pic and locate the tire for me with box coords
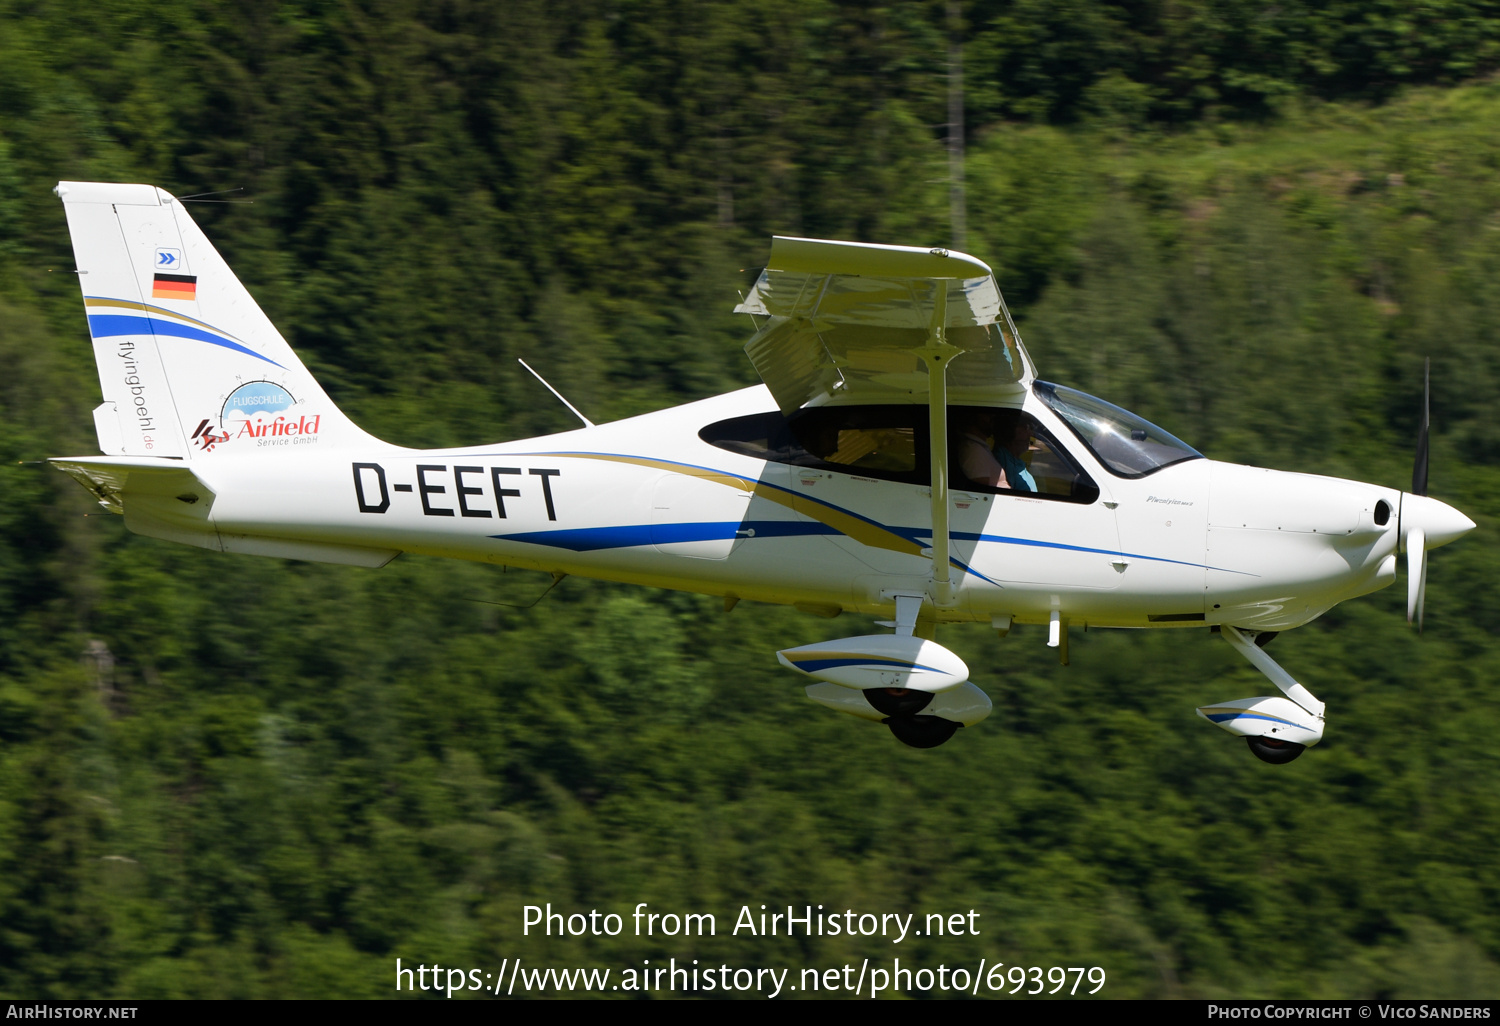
[1246,734,1306,764]
[864,687,933,718]
[887,714,959,749]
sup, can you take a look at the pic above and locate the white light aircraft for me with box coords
[50,181,1476,759]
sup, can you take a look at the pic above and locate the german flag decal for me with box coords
[152,273,197,301]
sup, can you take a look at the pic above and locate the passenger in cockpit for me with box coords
[994,410,1037,493]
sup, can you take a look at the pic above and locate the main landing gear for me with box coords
[1197,626,1326,764]
[886,714,960,749]
[1245,735,1307,765]
[863,686,962,749]
[785,594,993,750]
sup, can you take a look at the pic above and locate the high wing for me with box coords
[735,236,1033,413]
[735,236,1033,606]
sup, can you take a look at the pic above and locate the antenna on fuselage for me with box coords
[517,358,595,429]
[467,571,568,610]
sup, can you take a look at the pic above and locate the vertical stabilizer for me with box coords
[55,181,388,459]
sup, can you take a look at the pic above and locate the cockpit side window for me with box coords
[949,406,1099,503]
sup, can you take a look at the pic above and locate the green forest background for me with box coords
[2,0,1500,999]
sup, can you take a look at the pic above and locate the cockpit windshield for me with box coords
[1034,381,1202,478]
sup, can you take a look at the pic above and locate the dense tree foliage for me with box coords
[1,0,1499,999]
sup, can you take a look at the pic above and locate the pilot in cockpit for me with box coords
[957,408,1037,493]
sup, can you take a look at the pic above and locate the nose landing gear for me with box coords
[1198,626,1325,764]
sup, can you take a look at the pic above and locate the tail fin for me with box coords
[55,181,385,458]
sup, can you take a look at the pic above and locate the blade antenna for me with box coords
[518,359,595,429]
[467,572,568,610]
[1412,357,1430,496]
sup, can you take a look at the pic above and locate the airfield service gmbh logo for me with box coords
[192,381,322,451]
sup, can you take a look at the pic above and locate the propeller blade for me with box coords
[1406,526,1426,627]
[1412,357,1430,497]
[1417,553,1428,632]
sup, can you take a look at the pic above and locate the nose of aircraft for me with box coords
[1401,492,1477,549]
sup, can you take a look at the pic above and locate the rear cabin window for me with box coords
[700,406,925,485]
[701,405,1098,503]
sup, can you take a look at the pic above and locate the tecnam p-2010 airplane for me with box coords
[51,181,1475,759]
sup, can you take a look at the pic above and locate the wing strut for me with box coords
[922,280,959,607]
[737,235,1037,607]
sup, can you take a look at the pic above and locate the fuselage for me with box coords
[186,383,1413,633]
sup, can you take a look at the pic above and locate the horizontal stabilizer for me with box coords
[51,455,214,514]
[50,456,397,567]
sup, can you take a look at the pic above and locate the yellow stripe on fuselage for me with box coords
[549,452,925,560]
[547,452,756,493]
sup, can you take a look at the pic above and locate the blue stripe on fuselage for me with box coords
[491,520,838,551]
[493,516,1253,577]
[1205,712,1300,726]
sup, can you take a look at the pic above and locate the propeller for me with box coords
[1406,525,1426,628]
[1408,358,1429,629]
[1400,358,1475,630]
[1413,358,1430,499]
